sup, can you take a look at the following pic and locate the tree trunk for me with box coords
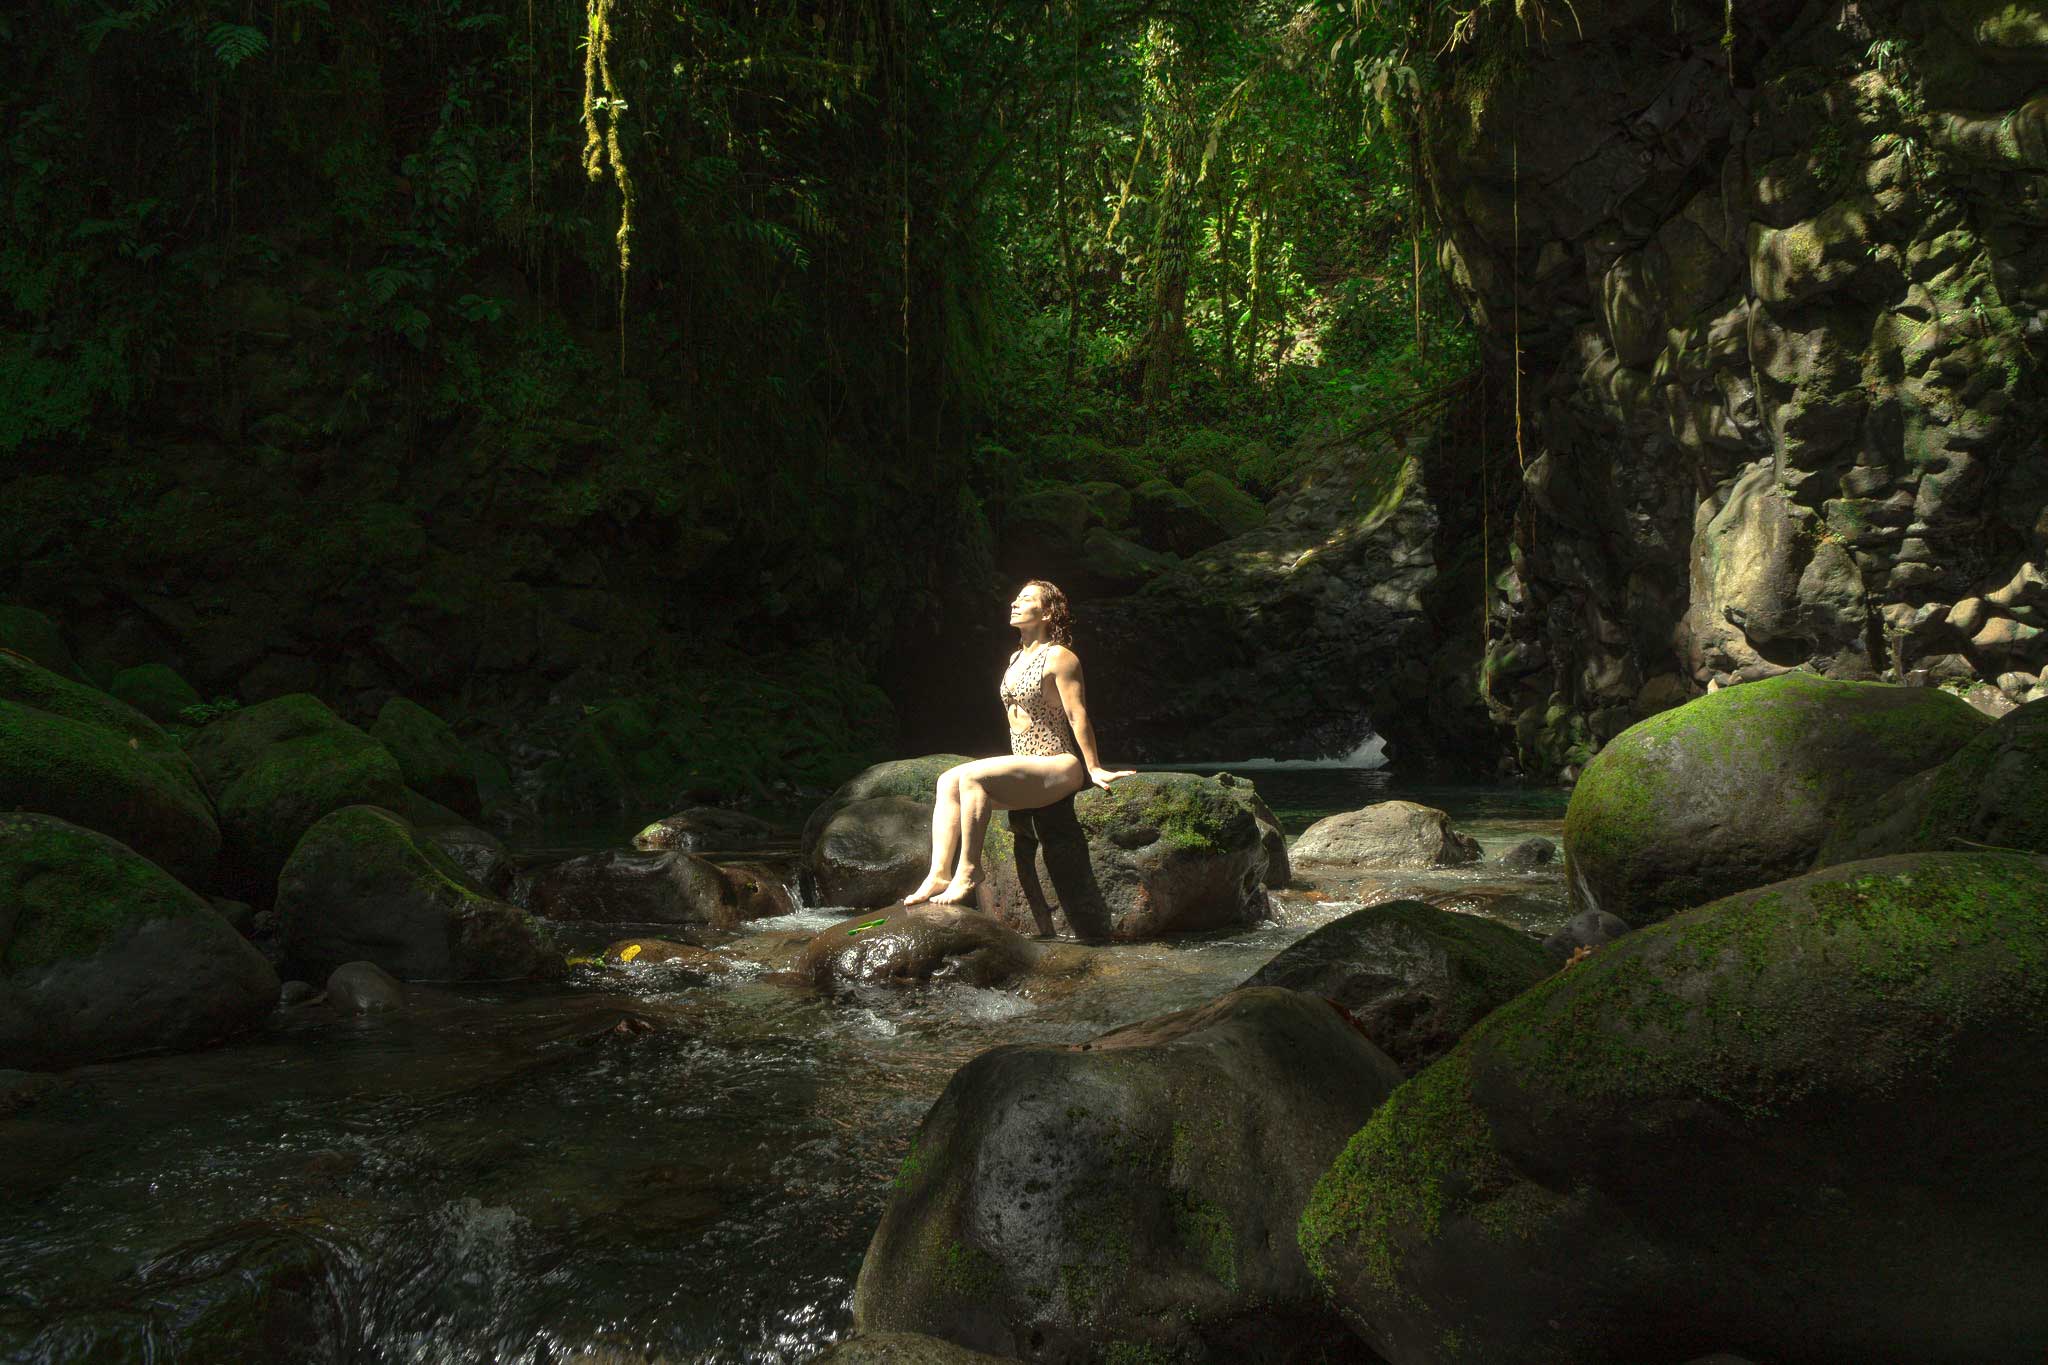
[1139,19,1198,414]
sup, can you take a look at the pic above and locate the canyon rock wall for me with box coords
[1427,0,2048,774]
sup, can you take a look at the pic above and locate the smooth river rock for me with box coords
[1300,851,2048,1365]
[1290,801,1481,870]
[633,806,783,853]
[797,908,1041,993]
[853,987,1401,1363]
[516,849,794,927]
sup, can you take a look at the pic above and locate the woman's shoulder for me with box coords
[1045,643,1081,668]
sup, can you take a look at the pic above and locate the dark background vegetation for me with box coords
[2,0,1477,807]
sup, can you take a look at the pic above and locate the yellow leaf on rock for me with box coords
[620,943,643,962]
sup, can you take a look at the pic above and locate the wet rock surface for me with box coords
[325,961,406,1014]
[515,848,793,928]
[633,805,783,852]
[1242,900,1552,1074]
[1563,671,1986,924]
[798,908,1041,993]
[1300,851,2048,1365]
[853,987,1401,1363]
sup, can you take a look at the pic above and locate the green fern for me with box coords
[206,21,267,68]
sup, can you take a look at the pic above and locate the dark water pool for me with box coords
[0,771,1566,1364]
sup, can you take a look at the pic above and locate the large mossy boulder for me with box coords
[1562,671,1987,925]
[106,663,204,727]
[0,813,278,1069]
[1241,900,1553,1073]
[275,805,556,982]
[1291,801,1482,871]
[979,773,1276,940]
[801,756,969,907]
[1132,478,1229,555]
[1182,470,1267,537]
[797,908,1041,993]
[368,697,481,817]
[1299,852,2048,1365]
[0,652,221,888]
[1818,697,2048,866]
[853,988,1402,1363]
[189,694,407,904]
[517,849,793,927]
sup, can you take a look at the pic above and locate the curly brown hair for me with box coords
[1022,579,1075,648]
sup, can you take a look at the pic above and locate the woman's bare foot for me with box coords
[902,873,951,905]
[931,870,980,905]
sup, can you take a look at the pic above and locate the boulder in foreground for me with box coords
[1300,851,2048,1365]
[518,849,793,927]
[276,806,556,982]
[1241,900,1552,1073]
[854,987,1400,1362]
[1563,671,1986,925]
[0,813,277,1069]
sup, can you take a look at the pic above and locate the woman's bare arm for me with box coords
[1049,647,1134,787]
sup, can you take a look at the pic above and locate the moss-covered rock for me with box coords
[1131,478,1228,556]
[105,663,204,726]
[1241,900,1551,1073]
[853,988,1402,1362]
[188,694,407,905]
[1077,480,1133,529]
[1182,470,1266,538]
[0,604,78,679]
[1299,852,2048,1364]
[0,813,277,1069]
[1818,697,2048,866]
[276,805,556,981]
[633,805,782,852]
[0,652,220,888]
[1076,526,1182,595]
[979,773,1276,940]
[1562,672,1987,925]
[813,1333,1013,1365]
[369,697,480,817]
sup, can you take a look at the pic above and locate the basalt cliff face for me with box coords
[1425,0,2048,775]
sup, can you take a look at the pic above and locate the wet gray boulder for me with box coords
[798,908,1040,993]
[419,821,516,898]
[1817,698,2048,867]
[188,694,408,905]
[1291,801,1482,871]
[853,988,1402,1363]
[978,773,1276,941]
[517,849,793,927]
[1497,837,1556,869]
[0,651,222,889]
[325,961,405,1014]
[1300,852,2048,1365]
[633,806,782,852]
[0,813,278,1069]
[1541,909,1631,961]
[1563,672,1988,926]
[276,805,556,982]
[1242,900,1552,1073]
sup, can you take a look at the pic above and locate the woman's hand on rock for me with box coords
[1090,766,1135,788]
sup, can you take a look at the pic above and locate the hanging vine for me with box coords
[581,0,634,367]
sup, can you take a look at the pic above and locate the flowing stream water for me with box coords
[0,769,1567,1364]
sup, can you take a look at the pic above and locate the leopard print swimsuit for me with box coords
[1001,643,1080,759]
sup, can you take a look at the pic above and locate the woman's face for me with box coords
[1009,585,1045,628]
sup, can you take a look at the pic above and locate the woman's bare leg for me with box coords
[932,755,1086,906]
[903,768,963,905]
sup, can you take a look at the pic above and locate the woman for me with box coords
[903,580,1133,907]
